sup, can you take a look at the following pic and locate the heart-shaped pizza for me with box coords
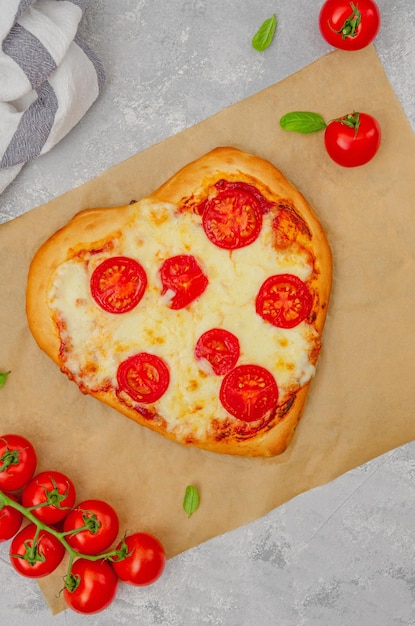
[27,147,332,456]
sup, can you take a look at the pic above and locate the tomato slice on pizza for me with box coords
[159,254,208,309]
[194,328,240,376]
[117,353,170,404]
[220,364,279,422]
[90,256,147,314]
[255,273,313,329]
[202,187,263,249]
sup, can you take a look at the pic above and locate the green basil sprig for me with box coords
[279,111,327,133]
[252,14,277,52]
[0,371,11,388]
[183,485,200,518]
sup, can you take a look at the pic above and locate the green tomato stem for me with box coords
[330,111,361,137]
[60,519,99,538]
[0,448,20,472]
[329,2,362,39]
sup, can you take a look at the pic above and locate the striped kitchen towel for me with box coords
[0,0,105,194]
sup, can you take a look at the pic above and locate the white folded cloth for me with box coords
[0,0,105,194]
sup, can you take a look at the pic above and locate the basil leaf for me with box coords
[279,111,327,134]
[183,485,199,518]
[252,14,277,52]
[0,371,11,388]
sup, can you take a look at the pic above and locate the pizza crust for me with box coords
[26,147,332,457]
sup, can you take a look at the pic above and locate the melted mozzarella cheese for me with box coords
[48,198,317,440]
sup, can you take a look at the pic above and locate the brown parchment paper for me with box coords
[1,46,415,614]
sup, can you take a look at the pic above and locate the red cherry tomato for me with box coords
[0,434,37,492]
[255,274,313,329]
[21,470,76,524]
[117,352,170,404]
[202,187,263,249]
[159,254,208,309]
[63,558,118,614]
[195,328,240,375]
[220,364,279,422]
[9,523,65,578]
[324,111,381,167]
[63,499,120,555]
[111,532,166,586]
[90,256,147,314]
[319,0,380,51]
[0,494,23,541]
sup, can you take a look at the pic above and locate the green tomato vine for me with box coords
[0,490,130,592]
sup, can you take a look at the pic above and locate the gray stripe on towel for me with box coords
[74,34,106,92]
[14,0,36,22]
[2,23,57,89]
[0,81,58,168]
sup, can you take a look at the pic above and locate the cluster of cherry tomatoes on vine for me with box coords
[0,434,166,615]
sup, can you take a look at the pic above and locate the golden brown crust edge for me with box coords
[91,380,312,457]
[26,147,332,457]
